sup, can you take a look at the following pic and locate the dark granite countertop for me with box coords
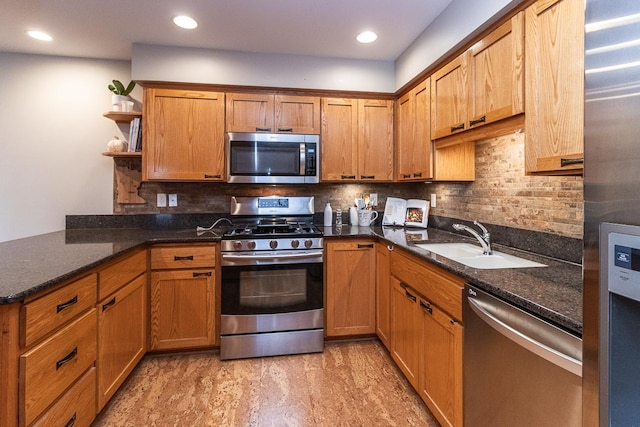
[0,224,583,337]
[322,225,583,336]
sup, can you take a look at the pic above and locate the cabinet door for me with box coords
[420,299,463,427]
[320,98,358,181]
[431,53,469,139]
[390,278,422,389]
[325,240,376,336]
[396,79,432,181]
[150,269,215,350]
[225,92,275,132]
[144,89,225,181]
[97,274,146,411]
[275,95,320,134]
[525,0,584,174]
[375,243,392,350]
[434,140,475,182]
[468,12,524,129]
[357,99,394,181]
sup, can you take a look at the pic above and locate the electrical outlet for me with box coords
[169,194,178,207]
[370,193,378,206]
[157,193,167,207]
[430,193,437,208]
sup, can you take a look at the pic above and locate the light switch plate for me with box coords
[157,193,167,207]
[430,193,437,208]
[370,193,378,206]
[169,194,178,207]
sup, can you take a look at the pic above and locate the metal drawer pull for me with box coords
[360,175,375,179]
[405,290,417,302]
[56,296,78,313]
[402,173,411,178]
[102,297,116,311]
[420,300,433,314]
[56,347,78,370]
[469,115,486,126]
[192,272,212,277]
[65,412,77,427]
[357,243,374,249]
[204,174,222,179]
[413,172,423,178]
[560,157,584,167]
[174,255,194,261]
[341,175,356,180]
[277,128,293,132]
[255,127,272,132]
[451,123,465,132]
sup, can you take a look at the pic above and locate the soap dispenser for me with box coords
[323,202,333,226]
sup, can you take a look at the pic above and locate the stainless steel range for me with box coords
[220,196,324,360]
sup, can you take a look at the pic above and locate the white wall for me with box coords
[0,52,136,242]
[132,44,396,93]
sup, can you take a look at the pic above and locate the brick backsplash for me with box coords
[115,131,583,239]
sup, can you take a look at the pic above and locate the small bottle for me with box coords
[335,209,343,227]
[324,202,333,226]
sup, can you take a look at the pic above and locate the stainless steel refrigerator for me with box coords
[583,1,640,425]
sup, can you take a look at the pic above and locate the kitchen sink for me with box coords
[414,243,547,269]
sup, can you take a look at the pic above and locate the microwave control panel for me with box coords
[604,222,640,302]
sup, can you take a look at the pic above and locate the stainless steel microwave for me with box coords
[226,132,320,184]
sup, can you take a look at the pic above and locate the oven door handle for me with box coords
[222,250,323,261]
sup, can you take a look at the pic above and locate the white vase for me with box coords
[111,94,130,111]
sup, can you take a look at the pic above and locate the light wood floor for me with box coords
[93,339,439,426]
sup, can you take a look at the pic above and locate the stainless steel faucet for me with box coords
[453,221,492,255]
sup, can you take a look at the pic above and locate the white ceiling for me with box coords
[0,0,453,62]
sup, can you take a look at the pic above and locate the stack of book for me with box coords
[127,117,142,152]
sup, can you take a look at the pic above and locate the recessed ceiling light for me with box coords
[27,30,53,42]
[356,31,378,44]
[173,15,198,30]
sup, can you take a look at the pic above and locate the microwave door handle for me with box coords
[300,143,306,176]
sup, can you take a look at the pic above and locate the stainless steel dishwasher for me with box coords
[463,284,582,426]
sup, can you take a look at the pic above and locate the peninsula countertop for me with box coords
[0,225,583,336]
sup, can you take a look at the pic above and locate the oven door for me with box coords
[221,261,323,316]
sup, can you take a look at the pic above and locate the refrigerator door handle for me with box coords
[467,296,582,377]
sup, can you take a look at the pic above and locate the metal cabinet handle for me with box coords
[341,175,356,180]
[204,174,222,179]
[357,243,374,249]
[277,128,293,132]
[56,295,78,313]
[174,255,194,261]
[451,123,465,132]
[56,347,78,370]
[405,289,417,302]
[420,300,433,314]
[469,115,486,126]
[255,127,272,132]
[402,173,411,178]
[413,172,423,178]
[360,175,375,179]
[102,297,116,311]
[192,272,212,277]
[64,412,77,427]
[560,158,584,167]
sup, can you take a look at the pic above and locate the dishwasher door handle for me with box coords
[467,296,582,377]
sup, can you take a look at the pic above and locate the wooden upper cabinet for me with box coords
[143,88,225,181]
[226,93,320,133]
[525,0,584,174]
[431,53,469,140]
[468,11,524,129]
[358,99,394,181]
[396,78,432,181]
[321,97,394,182]
[321,97,359,181]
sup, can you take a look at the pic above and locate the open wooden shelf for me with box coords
[103,111,142,123]
[102,151,142,158]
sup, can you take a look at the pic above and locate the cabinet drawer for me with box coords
[151,245,217,270]
[20,309,97,426]
[99,249,146,300]
[22,274,97,348]
[390,249,464,321]
[31,367,96,427]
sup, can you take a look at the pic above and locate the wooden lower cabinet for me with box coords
[375,243,392,349]
[97,273,147,411]
[149,269,216,350]
[390,278,422,389]
[325,239,376,337]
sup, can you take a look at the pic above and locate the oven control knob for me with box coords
[304,239,313,248]
[270,240,278,249]
[291,239,300,249]
[233,241,243,250]
[247,241,257,250]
